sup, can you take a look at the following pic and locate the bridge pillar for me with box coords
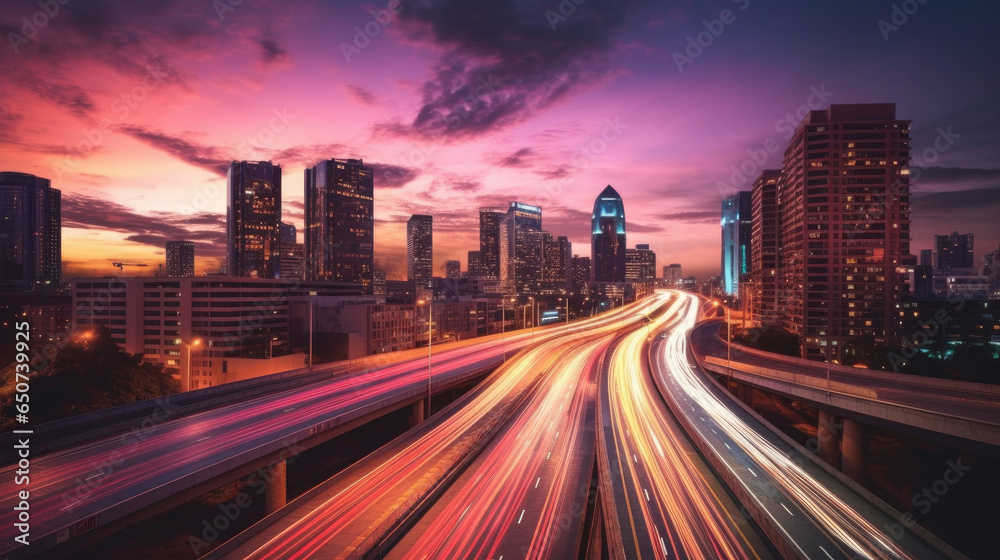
[411,400,424,426]
[264,459,286,514]
[841,417,866,483]
[817,410,841,467]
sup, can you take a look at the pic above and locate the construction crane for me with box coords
[111,261,148,277]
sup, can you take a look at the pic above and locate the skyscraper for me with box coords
[591,185,626,283]
[467,250,483,276]
[500,202,543,294]
[775,103,911,361]
[279,222,296,244]
[934,231,975,270]
[570,256,591,294]
[0,172,60,289]
[407,214,433,289]
[165,240,195,277]
[305,158,374,293]
[721,191,752,296]
[445,260,461,279]
[750,170,780,326]
[227,160,281,279]
[626,244,656,281]
[479,207,504,279]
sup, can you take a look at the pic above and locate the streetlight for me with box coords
[712,301,731,381]
[177,338,202,392]
[268,336,279,374]
[501,297,514,361]
[417,299,432,420]
[528,296,535,344]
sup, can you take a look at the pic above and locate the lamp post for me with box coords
[268,337,279,374]
[713,301,731,380]
[178,338,202,392]
[528,296,535,344]
[417,299,432,420]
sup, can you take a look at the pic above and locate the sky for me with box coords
[2,0,998,281]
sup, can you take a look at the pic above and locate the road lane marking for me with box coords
[535,477,541,488]
[283,407,295,412]
[747,467,757,477]
[819,546,834,560]
[633,454,638,463]
[546,452,551,460]
[780,503,794,516]
[518,510,525,524]
[724,442,731,450]
[644,489,650,501]
[196,436,211,442]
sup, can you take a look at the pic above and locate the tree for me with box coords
[1,326,179,430]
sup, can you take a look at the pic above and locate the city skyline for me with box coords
[2,1,998,282]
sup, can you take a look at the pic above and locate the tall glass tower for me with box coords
[591,185,626,283]
[227,160,281,279]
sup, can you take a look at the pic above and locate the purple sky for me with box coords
[2,0,998,280]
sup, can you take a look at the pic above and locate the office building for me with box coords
[165,241,195,278]
[279,241,305,280]
[407,214,433,289]
[625,244,656,281]
[750,170,781,326]
[934,231,974,270]
[721,191,752,296]
[467,250,483,277]
[500,202,543,294]
[570,256,591,294]
[280,222,296,244]
[591,185,626,283]
[227,161,281,279]
[775,103,911,361]
[305,158,375,293]
[662,264,683,289]
[0,172,61,289]
[479,207,505,279]
[542,233,571,292]
[446,260,461,279]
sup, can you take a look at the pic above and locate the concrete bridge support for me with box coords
[411,400,425,426]
[841,417,866,483]
[817,409,841,467]
[264,459,287,514]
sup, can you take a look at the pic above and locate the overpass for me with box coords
[0,306,639,560]
[689,318,1000,483]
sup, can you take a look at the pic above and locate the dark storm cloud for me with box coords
[27,77,96,118]
[370,163,421,189]
[257,37,290,64]
[659,211,719,224]
[62,193,226,255]
[377,0,648,140]
[117,125,230,175]
[345,84,380,106]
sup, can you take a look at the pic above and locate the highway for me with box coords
[0,300,646,560]
[649,291,959,560]
[221,296,667,560]
[599,293,767,560]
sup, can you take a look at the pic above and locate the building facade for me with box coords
[305,158,375,293]
[445,260,461,279]
[479,207,504,279]
[0,172,61,289]
[775,103,911,361]
[625,244,656,281]
[165,241,195,278]
[227,161,281,279]
[591,185,626,283]
[721,191,752,296]
[500,202,543,294]
[407,214,434,289]
[662,264,683,289]
[750,170,781,326]
[934,231,975,270]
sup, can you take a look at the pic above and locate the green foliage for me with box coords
[734,326,800,358]
[1,326,179,430]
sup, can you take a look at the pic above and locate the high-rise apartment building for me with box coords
[165,241,195,278]
[305,158,374,293]
[591,185,626,283]
[500,202,543,294]
[0,172,61,289]
[775,103,911,361]
[227,161,281,279]
[750,170,780,326]
[721,191,752,296]
[407,214,433,289]
[934,231,974,270]
[662,263,683,289]
[625,244,656,281]
[479,208,505,279]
